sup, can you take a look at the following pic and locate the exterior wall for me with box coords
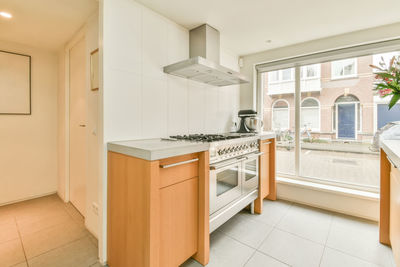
[263,55,377,141]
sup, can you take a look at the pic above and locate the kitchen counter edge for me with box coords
[381,139,400,168]
[108,133,276,161]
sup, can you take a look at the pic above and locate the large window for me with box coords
[260,52,399,192]
[301,98,320,131]
[331,58,357,79]
[272,100,289,130]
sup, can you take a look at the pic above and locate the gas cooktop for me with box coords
[169,134,241,142]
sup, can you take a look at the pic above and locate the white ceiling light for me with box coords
[0,11,12,18]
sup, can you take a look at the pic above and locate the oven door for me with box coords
[242,152,262,195]
[209,158,244,214]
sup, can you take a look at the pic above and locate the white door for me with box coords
[69,38,87,216]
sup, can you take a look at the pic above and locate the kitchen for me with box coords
[1,0,400,266]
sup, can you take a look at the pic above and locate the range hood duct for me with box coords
[163,24,249,87]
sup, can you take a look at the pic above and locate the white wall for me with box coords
[100,0,241,262]
[240,22,400,110]
[103,0,240,143]
[0,40,58,205]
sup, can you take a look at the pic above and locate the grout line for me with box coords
[26,234,90,262]
[14,217,29,267]
[318,214,334,266]
[241,249,257,267]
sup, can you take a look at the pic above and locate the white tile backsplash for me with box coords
[103,0,240,142]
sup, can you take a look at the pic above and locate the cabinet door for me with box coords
[390,167,400,265]
[160,177,199,267]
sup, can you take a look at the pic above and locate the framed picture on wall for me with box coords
[90,48,99,91]
[0,50,31,115]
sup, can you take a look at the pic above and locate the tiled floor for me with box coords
[0,194,100,267]
[2,195,394,267]
[182,200,396,267]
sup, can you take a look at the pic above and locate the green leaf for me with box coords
[389,94,400,110]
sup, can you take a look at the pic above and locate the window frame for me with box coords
[300,64,321,80]
[300,97,321,131]
[255,38,400,193]
[271,99,290,130]
[331,58,358,80]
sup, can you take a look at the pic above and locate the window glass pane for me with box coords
[281,68,292,81]
[299,54,382,191]
[262,68,295,175]
[268,71,279,82]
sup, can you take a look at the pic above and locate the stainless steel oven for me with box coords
[209,151,262,225]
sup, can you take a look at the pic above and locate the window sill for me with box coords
[277,177,379,201]
[330,75,358,81]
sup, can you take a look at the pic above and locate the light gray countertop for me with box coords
[381,140,400,168]
[108,132,276,161]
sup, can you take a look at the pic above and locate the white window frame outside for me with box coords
[271,99,290,130]
[268,68,294,84]
[300,97,321,131]
[300,64,321,80]
[331,58,358,80]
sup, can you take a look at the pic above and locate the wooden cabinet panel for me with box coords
[390,167,400,265]
[160,177,199,267]
[254,139,275,214]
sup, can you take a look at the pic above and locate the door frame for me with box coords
[335,102,358,140]
[62,28,86,203]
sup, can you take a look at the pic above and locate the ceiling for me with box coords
[136,0,400,56]
[0,0,98,51]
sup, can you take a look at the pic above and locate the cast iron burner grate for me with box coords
[170,134,240,142]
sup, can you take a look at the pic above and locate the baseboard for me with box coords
[276,179,379,221]
[0,191,58,207]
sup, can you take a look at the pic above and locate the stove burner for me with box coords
[170,134,240,142]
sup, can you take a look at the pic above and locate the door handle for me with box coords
[79,124,86,127]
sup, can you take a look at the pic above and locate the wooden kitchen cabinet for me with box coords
[390,165,400,264]
[107,151,209,267]
[254,138,276,214]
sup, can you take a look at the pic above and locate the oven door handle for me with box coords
[246,152,264,160]
[210,157,247,170]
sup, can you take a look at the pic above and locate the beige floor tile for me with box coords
[204,231,254,267]
[0,239,26,267]
[10,262,28,267]
[258,228,324,267]
[21,220,88,259]
[245,200,292,226]
[244,251,289,267]
[326,214,392,266]
[276,204,333,244]
[0,221,19,244]
[28,237,98,267]
[64,203,84,224]
[0,208,16,226]
[17,209,71,236]
[320,247,379,267]
[88,233,98,248]
[218,213,273,249]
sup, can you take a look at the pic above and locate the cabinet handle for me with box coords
[159,158,198,169]
[387,156,398,169]
[262,141,271,145]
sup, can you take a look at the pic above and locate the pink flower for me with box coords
[379,88,393,97]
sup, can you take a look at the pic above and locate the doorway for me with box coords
[69,37,87,216]
[337,103,357,140]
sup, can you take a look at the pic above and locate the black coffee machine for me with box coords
[237,109,257,133]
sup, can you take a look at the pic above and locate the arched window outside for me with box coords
[301,97,320,131]
[272,99,289,130]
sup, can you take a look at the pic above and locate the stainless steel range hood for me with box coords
[163,24,249,87]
